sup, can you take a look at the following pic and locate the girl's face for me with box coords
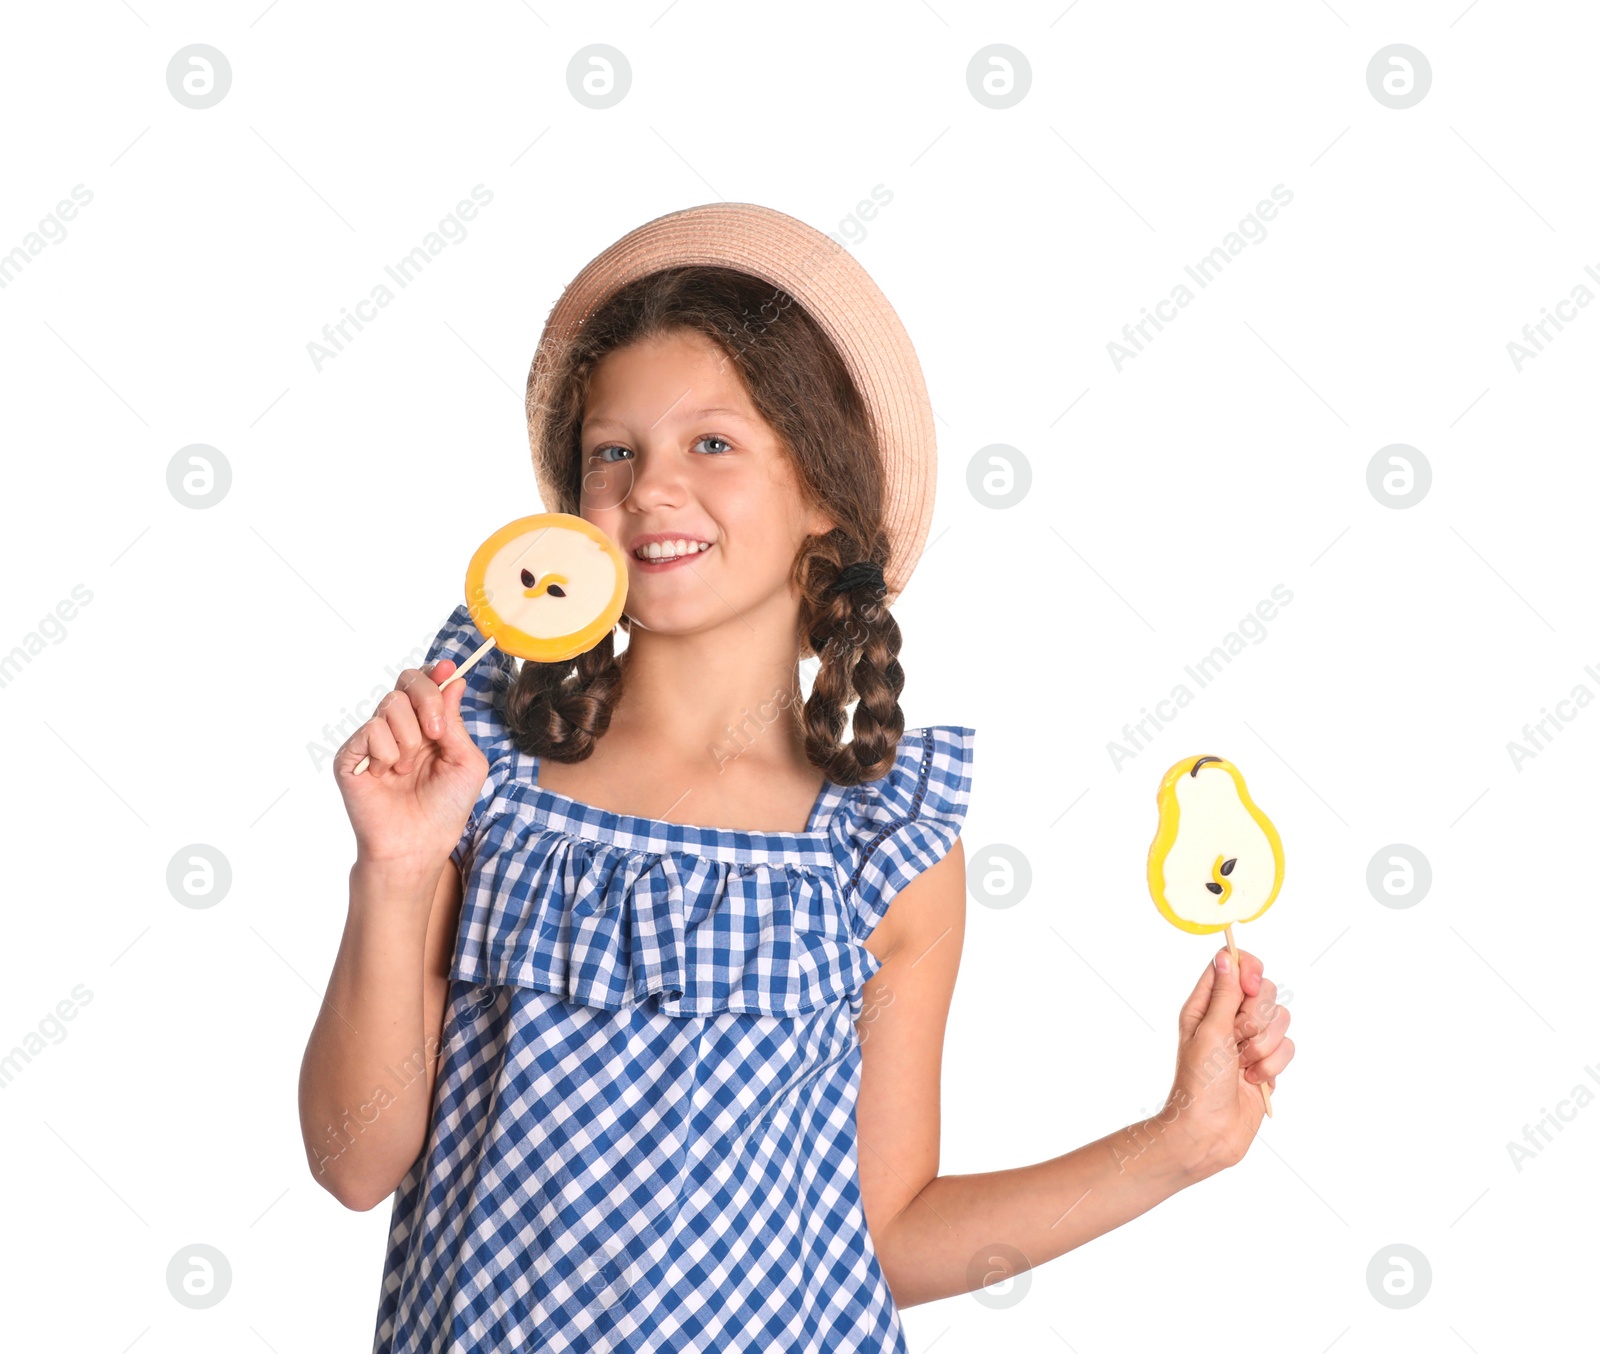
[579,328,833,640]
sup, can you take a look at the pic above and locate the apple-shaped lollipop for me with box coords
[352,513,627,774]
[462,512,629,665]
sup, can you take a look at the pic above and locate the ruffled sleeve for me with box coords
[420,602,520,874]
[829,725,975,942]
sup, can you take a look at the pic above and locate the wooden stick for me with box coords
[350,634,498,775]
[1224,922,1273,1118]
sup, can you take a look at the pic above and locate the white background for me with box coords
[2,1,1596,1350]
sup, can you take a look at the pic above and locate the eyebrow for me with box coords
[583,405,756,434]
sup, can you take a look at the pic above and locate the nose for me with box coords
[622,442,688,513]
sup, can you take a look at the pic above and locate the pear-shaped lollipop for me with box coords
[1147,754,1285,1115]
[353,513,627,774]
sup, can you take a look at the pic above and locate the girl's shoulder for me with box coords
[827,724,976,944]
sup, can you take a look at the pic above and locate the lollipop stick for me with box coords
[1224,922,1273,1118]
[350,634,498,774]
[1222,921,1240,972]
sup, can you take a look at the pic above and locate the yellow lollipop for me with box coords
[1146,753,1285,1114]
[462,512,629,665]
[352,513,627,774]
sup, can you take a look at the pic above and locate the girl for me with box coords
[299,204,1294,1353]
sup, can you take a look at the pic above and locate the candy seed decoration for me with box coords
[1205,855,1238,902]
[519,566,568,599]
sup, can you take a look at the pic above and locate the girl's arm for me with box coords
[300,655,488,1211]
[876,1104,1220,1309]
[857,837,1293,1309]
[297,857,462,1212]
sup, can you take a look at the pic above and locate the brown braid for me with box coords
[506,264,909,786]
[794,534,905,784]
[501,628,625,763]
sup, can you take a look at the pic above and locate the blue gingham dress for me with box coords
[372,605,976,1353]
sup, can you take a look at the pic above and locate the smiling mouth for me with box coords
[633,540,712,562]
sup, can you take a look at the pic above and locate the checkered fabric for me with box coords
[371,604,975,1353]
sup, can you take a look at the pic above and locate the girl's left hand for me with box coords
[1165,947,1295,1175]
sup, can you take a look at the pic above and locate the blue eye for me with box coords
[590,435,730,463]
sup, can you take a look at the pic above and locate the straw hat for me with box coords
[524,202,937,606]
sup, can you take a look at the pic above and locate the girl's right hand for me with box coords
[334,660,490,871]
